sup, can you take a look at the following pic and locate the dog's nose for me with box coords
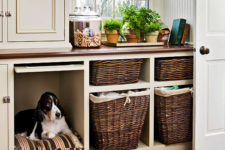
[55,112,61,117]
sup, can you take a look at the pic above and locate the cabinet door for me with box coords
[0,65,8,150]
[0,0,2,42]
[195,0,225,150]
[7,0,64,42]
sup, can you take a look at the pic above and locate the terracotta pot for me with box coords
[128,29,136,35]
[125,34,139,43]
[158,30,170,45]
[145,31,159,43]
[105,30,119,43]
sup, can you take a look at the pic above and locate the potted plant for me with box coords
[113,2,141,43]
[103,19,122,43]
[143,21,161,43]
[113,2,161,43]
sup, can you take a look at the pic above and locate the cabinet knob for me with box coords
[200,46,210,55]
[5,11,12,17]
[3,96,10,103]
[0,11,4,17]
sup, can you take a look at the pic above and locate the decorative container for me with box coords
[69,6,102,47]
[90,59,143,85]
[155,57,193,81]
[155,87,193,145]
[90,89,150,150]
[145,31,159,43]
[105,30,119,44]
[125,34,139,43]
[158,30,170,45]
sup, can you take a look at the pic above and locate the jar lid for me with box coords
[70,6,100,16]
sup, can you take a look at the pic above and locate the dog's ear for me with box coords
[33,102,43,122]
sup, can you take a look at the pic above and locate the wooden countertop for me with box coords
[0,44,193,59]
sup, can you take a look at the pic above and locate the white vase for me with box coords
[145,31,159,43]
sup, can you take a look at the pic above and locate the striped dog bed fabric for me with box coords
[15,134,83,150]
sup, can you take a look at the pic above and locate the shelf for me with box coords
[14,64,84,73]
[154,79,193,87]
[154,140,192,149]
[90,140,149,150]
[89,80,150,93]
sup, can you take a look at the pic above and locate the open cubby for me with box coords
[14,70,85,141]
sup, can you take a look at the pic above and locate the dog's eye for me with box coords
[46,102,51,107]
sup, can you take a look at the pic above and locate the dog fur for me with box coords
[15,92,83,149]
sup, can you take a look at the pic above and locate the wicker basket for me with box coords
[155,57,193,81]
[90,59,143,85]
[90,90,149,150]
[155,88,193,145]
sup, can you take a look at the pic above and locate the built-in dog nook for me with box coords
[14,62,84,148]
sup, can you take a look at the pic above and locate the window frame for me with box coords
[69,0,151,18]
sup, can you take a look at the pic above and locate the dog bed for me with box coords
[15,132,83,150]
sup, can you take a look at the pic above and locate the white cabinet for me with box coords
[0,0,3,42]
[0,65,8,150]
[8,0,65,42]
[0,0,71,48]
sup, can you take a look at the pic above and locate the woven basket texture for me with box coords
[155,57,193,81]
[90,59,143,85]
[90,95,149,150]
[155,93,193,145]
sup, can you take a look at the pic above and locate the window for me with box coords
[70,0,150,18]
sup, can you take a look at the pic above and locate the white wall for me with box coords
[150,0,195,44]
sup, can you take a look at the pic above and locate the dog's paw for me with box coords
[42,132,56,139]
[75,141,84,149]
[72,137,83,148]
[27,136,40,141]
[46,132,56,138]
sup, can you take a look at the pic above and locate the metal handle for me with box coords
[200,46,210,55]
[0,11,4,17]
[3,96,10,103]
[5,11,12,17]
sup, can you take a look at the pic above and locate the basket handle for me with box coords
[121,93,131,106]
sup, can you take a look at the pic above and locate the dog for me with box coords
[15,92,83,149]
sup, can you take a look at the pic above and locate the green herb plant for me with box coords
[112,1,161,37]
[103,19,122,32]
[143,22,161,34]
[113,2,141,37]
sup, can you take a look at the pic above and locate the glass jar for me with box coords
[69,6,102,48]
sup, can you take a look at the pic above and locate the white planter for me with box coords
[145,31,159,43]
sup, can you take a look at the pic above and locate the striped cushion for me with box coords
[15,134,83,150]
[15,135,45,150]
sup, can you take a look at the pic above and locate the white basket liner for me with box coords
[90,89,150,104]
[155,87,193,97]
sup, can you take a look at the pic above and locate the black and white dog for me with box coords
[15,92,83,148]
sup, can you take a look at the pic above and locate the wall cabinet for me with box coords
[0,0,71,48]
[0,0,3,42]
[0,65,8,150]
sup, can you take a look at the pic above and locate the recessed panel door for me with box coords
[7,0,65,42]
[0,0,3,42]
[195,0,225,150]
[0,65,8,150]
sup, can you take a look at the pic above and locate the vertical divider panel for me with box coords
[8,64,14,150]
[83,60,90,149]
[59,70,84,145]
[150,57,155,147]
[140,57,151,146]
